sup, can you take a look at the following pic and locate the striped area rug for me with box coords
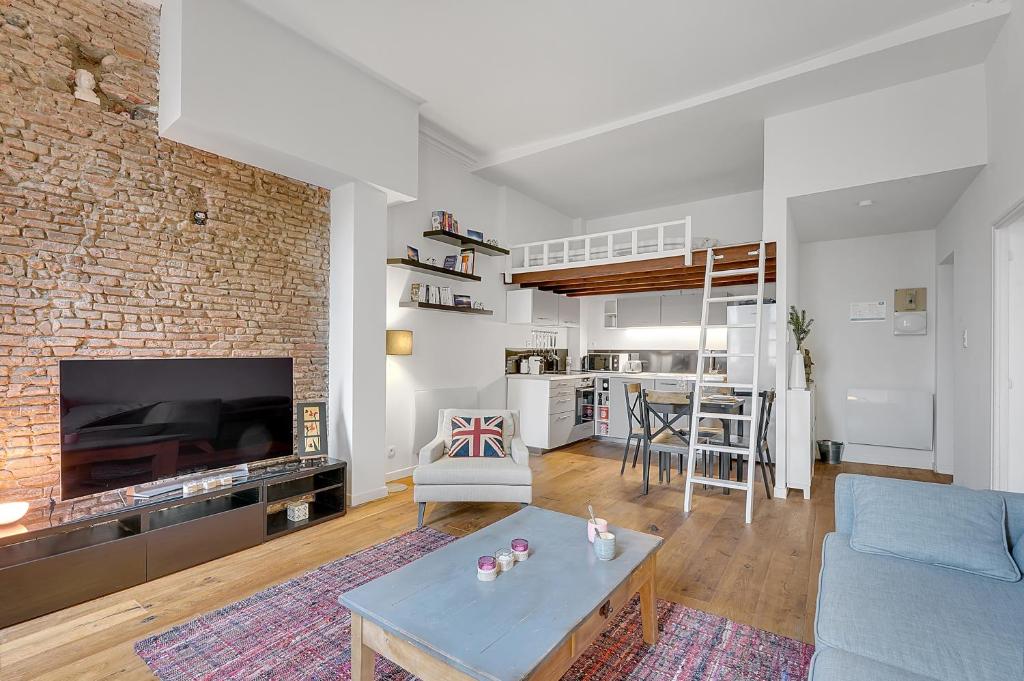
[135,528,813,680]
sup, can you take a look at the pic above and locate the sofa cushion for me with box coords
[816,533,1024,681]
[448,415,505,458]
[413,456,531,486]
[850,476,1020,582]
[441,409,516,453]
[810,645,938,681]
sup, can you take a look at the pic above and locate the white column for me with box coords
[330,181,388,506]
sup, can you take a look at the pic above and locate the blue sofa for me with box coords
[810,474,1024,681]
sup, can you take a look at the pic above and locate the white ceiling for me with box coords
[242,0,1007,218]
[789,166,984,243]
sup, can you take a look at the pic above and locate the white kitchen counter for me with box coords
[505,372,725,381]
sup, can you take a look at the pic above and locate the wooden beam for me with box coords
[542,266,776,294]
[533,259,768,289]
[510,242,776,286]
[563,274,775,297]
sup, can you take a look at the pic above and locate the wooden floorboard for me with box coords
[0,440,949,680]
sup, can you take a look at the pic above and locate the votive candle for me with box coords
[511,538,529,561]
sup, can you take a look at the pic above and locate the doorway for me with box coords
[935,254,955,475]
[994,210,1024,492]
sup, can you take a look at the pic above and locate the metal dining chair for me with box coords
[619,383,645,475]
[639,390,725,489]
[731,389,777,497]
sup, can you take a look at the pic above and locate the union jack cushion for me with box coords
[448,415,506,458]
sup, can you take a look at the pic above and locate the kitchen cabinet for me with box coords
[659,292,726,326]
[507,378,594,450]
[615,296,661,328]
[507,289,558,326]
[607,376,655,439]
[557,296,580,327]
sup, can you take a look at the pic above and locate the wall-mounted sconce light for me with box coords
[386,329,413,356]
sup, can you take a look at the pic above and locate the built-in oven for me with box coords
[584,353,620,372]
[575,377,595,425]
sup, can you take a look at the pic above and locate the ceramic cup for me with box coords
[587,518,608,543]
[593,531,616,561]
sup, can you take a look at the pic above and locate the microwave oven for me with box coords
[584,353,621,372]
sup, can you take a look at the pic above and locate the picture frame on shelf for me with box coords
[295,401,328,459]
[443,255,458,270]
[467,229,484,242]
[406,245,419,262]
[454,294,471,308]
[408,282,421,302]
[459,248,475,275]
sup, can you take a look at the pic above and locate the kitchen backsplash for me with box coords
[587,349,722,374]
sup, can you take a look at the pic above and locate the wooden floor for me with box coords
[0,440,950,680]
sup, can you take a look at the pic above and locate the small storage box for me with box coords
[286,501,309,522]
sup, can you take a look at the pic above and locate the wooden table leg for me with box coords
[639,556,658,645]
[350,613,375,681]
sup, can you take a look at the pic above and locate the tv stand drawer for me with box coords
[146,503,263,580]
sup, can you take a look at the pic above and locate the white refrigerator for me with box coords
[726,303,777,447]
[726,302,776,390]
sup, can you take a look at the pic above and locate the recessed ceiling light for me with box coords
[858,199,874,207]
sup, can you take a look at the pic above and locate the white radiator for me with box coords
[845,388,933,451]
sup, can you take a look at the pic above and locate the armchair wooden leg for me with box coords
[417,502,426,528]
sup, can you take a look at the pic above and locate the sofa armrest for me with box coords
[509,437,530,466]
[418,435,446,466]
[834,474,857,534]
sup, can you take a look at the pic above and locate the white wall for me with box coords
[799,230,936,469]
[935,0,1024,489]
[501,186,577,244]
[384,142,573,478]
[330,182,389,506]
[160,0,420,201]
[585,190,763,246]
[764,65,988,494]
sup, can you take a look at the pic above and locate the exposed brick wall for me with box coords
[0,0,331,527]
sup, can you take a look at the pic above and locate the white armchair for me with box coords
[413,408,532,527]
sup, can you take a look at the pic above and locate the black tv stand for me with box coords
[0,459,346,628]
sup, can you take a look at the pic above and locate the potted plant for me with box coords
[788,306,815,388]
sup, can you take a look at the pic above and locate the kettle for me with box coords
[528,356,544,375]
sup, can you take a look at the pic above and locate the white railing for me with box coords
[508,217,692,274]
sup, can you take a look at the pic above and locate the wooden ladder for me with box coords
[683,242,767,524]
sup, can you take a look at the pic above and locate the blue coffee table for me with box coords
[339,506,662,681]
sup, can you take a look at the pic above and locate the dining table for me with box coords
[641,391,746,496]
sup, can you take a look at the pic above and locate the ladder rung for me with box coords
[699,382,754,389]
[688,476,748,491]
[693,443,750,455]
[711,267,759,278]
[702,352,754,358]
[697,412,752,421]
[706,295,759,303]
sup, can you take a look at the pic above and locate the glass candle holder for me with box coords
[511,538,529,561]
[495,548,515,572]
[477,555,497,581]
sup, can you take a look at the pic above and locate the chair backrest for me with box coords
[437,409,519,451]
[640,389,691,448]
[625,383,644,432]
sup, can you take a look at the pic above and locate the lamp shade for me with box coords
[386,329,413,356]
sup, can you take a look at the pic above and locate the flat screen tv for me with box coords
[59,357,293,500]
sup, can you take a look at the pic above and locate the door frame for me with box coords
[992,195,1024,491]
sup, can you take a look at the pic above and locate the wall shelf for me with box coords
[387,258,481,282]
[399,301,494,316]
[422,230,510,256]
